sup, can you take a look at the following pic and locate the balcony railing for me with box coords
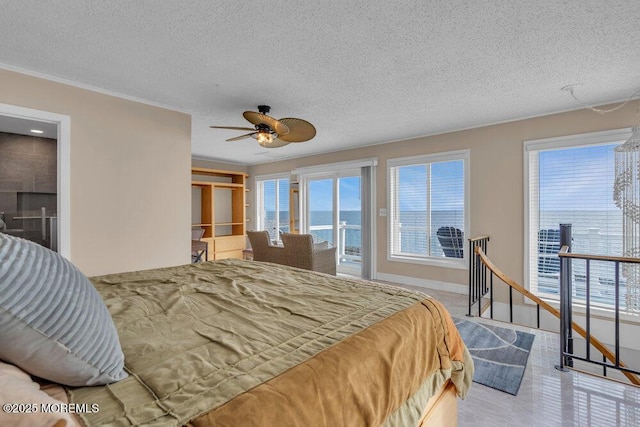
[557,224,640,380]
[309,221,361,266]
[537,227,628,309]
[1,207,58,251]
[469,228,640,385]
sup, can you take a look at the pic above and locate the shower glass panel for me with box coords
[0,125,58,251]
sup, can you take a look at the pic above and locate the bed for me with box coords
[0,234,473,427]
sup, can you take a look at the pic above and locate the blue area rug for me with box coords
[454,318,535,395]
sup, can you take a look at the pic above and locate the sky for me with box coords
[539,143,618,211]
[308,176,361,211]
[397,161,464,211]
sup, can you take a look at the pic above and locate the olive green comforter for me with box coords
[66,259,472,426]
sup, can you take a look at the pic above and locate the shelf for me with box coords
[192,167,247,261]
[192,167,248,178]
[213,183,244,189]
[192,181,243,188]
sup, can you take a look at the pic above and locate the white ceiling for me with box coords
[1,1,639,165]
[0,115,57,139]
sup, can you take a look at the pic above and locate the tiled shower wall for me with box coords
[0,131,57,242]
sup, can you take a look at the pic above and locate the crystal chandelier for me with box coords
[614,126,640,311]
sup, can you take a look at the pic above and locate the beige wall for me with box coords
[248,103,638,303]
[0,69,192,276]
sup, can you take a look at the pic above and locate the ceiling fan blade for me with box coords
[210,126,256,131]
[226,133,254,142]
[258,137,290,148]
[277,118,316,142]
[243,111,290,136]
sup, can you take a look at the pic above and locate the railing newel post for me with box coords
[556,250,569,372]
[560,224,573,368]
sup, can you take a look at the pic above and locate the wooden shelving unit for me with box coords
[191,168,248,260]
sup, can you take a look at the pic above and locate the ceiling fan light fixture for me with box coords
[210,105,315,148]
[256,130,273,145]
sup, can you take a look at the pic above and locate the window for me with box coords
[255,175,289,242]
[388,150,469,268]
[525,129,632,305]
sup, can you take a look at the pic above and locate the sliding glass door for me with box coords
[305,172,362,276]
[256,176,289,242]
[308,179,335,246]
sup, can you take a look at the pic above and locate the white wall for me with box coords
[0,69,192,276]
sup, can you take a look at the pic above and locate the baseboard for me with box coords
[375,272,467,295]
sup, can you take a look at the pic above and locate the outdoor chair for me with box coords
[436,226,464,258]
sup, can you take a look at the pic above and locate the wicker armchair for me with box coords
[246,231,286,264]
[280,233,337,275]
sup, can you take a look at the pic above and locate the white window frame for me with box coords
[523,128,632,299]
[387,149,470,269]
[255,173,290,242]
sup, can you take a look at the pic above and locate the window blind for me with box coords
[527,141,623,304]
[388,152,466,264]
[256,177,289,241]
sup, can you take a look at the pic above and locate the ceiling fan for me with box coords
[210,105,316,148]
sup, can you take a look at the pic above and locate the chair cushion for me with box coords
[0,234,127,386]
[314,241,329,251]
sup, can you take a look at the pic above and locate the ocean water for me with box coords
[266,209,623,254]
[266,210,464,256]
[264,210,362,247]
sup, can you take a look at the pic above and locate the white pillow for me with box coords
[0,361,80,427]
[0,234,127,386]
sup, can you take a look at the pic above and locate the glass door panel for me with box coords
[305,174,362,277]
[277,179,290,234]
[262,180,278,241]
[308,179,334,246]
[338,176,361,275]
[0,127,58,251]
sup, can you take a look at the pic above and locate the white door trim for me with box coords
[0,103,71,259]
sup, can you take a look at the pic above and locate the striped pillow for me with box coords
[0,234,127,386]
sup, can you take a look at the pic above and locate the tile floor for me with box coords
[386,283,640,427]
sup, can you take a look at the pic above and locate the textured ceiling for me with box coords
[1,1,639,165]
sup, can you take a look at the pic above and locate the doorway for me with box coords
[0,103,70,257]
